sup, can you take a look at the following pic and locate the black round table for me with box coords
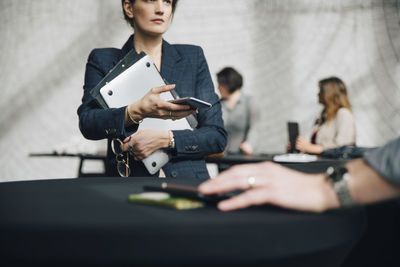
[0,177,365,266]
[206,154,348,173]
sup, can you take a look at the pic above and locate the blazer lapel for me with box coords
[121,35,134,59]
[119,37,185,95]
[161,40,185,95]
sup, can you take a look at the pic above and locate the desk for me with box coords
[206,154,348,173]
[29,152,107,177]
[29,152,346,178]
[0,177,365,266]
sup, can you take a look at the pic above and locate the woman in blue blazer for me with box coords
[77,0,227,178]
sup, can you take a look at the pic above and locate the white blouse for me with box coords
[315,108,356,149]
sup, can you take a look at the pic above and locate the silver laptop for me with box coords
[99,55,192,175]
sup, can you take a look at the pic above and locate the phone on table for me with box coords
[143,182,232,203]
[287,121,299,153]
[169,97,212,109]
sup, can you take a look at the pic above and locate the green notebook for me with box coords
[128,192,205,210]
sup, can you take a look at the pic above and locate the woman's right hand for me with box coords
[286,142,291,152]
[127,84,198,121]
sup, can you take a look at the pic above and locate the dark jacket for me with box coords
[77,35,227,178]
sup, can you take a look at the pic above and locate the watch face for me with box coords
[327,165,348,182]
[337,165,349,177]
[169,138,175,149]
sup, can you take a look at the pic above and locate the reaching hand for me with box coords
[198,161,340,212]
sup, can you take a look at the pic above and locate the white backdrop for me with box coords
[0,0,399,181]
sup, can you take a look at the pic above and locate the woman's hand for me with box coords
[286,142,290,152]
[198,162,340,212]
[122,129,170,160]
[296,136,323,154]
[127,84,198,122]
[240,141,253,155]
[295,136,312,152]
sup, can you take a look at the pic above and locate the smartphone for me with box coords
[287,121,299,153]
[143,182,232,203]
[169,97,212,109]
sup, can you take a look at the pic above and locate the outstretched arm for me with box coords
[199,138,400,212]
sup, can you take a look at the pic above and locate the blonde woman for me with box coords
[296,77,356,154]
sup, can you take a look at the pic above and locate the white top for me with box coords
[316,108,356,149]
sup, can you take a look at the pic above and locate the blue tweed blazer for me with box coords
[78,35,227,178]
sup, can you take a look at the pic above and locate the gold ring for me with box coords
[169,111,172,118]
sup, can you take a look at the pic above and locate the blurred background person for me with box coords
[295,77,356,154]
[217,67,254,155]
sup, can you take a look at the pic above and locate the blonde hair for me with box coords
[319,77,352,122]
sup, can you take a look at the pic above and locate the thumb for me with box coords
[151,84,176,94]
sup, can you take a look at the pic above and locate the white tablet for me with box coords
[99,55,192,175]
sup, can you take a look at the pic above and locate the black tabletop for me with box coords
[0,177,365,266]
[206,154,348,173]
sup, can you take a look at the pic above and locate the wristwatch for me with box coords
[325,165,354,207]
[168,131,175,150]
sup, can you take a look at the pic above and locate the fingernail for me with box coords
[123,136,131,143]
[218,202,228,211]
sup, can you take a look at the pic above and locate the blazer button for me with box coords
[171,171,178,178]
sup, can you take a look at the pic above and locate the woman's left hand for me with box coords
[122,129,170,160]
[296,136,324,154]
[295,136,312,153]
[240,141,253,155]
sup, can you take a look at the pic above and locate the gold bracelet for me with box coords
[126,106,142,125]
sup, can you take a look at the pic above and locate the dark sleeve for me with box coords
[363,137,400,185]
[77,49,138,140]
[172,47,227,159]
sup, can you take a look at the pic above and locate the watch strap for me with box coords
[168,131,175,150]
[326,166,354,207]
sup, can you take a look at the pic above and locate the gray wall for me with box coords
[1,0,399,181]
